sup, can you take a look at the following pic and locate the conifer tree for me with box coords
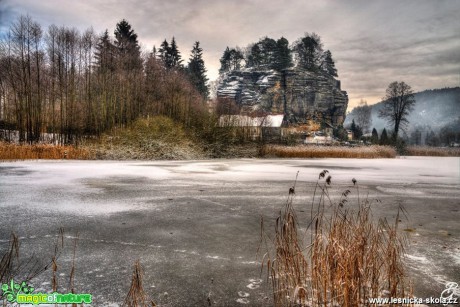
[294,33,323,71]
[169,37,183,68]
[219,47,232,73]
[158,39,171,67]
[114,19,142,70]
[187,41,209,99]
[371,128,379,144]
[219,47,243,72]
[322,50,337,77]
[274,37,292,71]
[94,29,116,73]
[380,128,389,145]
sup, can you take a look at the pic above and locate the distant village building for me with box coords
[304,132,333,145]
[218,114,285,142]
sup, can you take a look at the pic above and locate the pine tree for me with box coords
[380,128,389,145]
[187,41,209,99]
[219,47,232,73]
[322,50,337,77]
[169,37,183,68]
[294,33,323,71]
[158,39,171,67]
[159,37,183,69]
[219,47,243,73]
[273,37,292,71]
[114,19,142,70]
[246,43,262,68]
[94,29,116,73]
[229,48,244,70]
[371,128,379,144]
[351,119,362,139]
[351,119,357,135]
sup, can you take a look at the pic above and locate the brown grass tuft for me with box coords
[0,233,20,285]
[123,260,156,307]
[260,145,397,158]
[0,142,93,160]
[405,146,460,156]
[260,172,412,306]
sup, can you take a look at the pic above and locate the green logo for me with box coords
[1,279,35,303]
[1,279,92,305]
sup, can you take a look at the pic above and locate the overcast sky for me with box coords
[1,0,459,108]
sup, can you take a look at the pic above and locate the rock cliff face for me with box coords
[217,68,348,126]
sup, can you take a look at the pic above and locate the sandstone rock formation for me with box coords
[217,68,348,126]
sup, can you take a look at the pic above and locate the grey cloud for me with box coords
[1,0,459,110]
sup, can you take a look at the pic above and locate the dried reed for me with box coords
[123,260,156,307]
[405,146,460,156]
[0,142,93,160]
[1,229,65,306]
[260,172,412,306]
[260,145,397,159]
[0,233,19,285]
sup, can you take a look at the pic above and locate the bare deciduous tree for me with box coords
[379,81,416,141]
[354,99,372,134]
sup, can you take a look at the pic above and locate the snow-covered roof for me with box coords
[218,114,284,127]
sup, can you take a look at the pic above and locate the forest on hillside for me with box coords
[0,15,210,144]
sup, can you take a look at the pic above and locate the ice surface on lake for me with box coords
[0,157,458,305]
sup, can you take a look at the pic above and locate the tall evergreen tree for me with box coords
[187,41,209,99]
[219,47,232,73]
[219,47,243,73]
[294,33,323,71]
[371,128,379,144]
[322,50,337,77]
[350,119,363,139]
[159,37,183,69]
[158,39,171,67]
[245,37,279,69]
[94,29,116,73]
[169,37,183,68]
[113,19,142,70]
[273,37,292,71]
[380,128,389,145]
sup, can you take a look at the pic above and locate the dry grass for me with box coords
[260,145,397,158]
[0,142,93,160]
[85,116,205,160]
[405,146,460,156]
[1,229,66,306]
[260,172,412,306]
[123,260,156,307]
[0,233,20,285]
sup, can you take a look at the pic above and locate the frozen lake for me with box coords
[0,157,459,305]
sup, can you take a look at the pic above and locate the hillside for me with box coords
[344,87,460,134]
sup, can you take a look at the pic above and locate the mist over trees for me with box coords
[354,100,372,134]
[345,87,460,146]
[0,15,210,144]
[218,33,338,77]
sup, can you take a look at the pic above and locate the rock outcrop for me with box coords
[217,68,348,126]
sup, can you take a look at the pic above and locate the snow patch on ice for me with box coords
[406,254,430,264]
[236,298,250,304]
